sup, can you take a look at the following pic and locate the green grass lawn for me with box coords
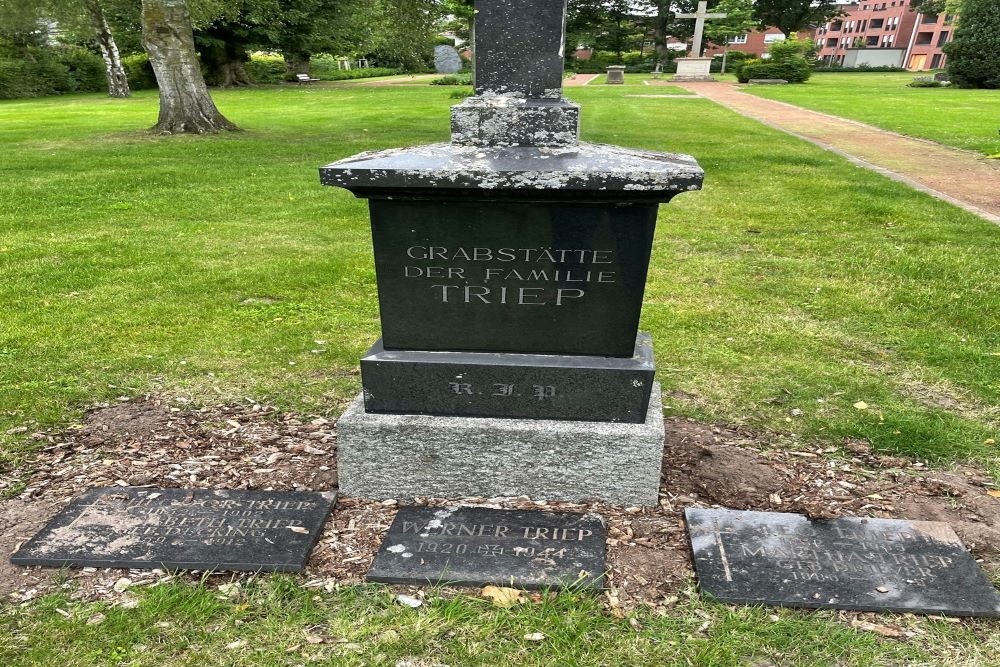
[742,72,1000,156]
[1,82,999,664]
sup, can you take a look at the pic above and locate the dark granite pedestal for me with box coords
[361,333,655,422]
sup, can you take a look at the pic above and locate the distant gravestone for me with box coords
[606,66,625,84]
[11,487,336,572]
[368,506,606,589]
[686,508,1000,617]
[434,45,463,74]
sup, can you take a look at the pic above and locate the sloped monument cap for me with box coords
[320,143,704,202]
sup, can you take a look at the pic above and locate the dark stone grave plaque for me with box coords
[686,508,1000,617]
[368,506,606,589]
[11,487,337,573]
[360,333,655,422]
[368,198,657,356]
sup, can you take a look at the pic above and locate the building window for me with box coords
[831,21,844,31]
[922,14,939,24]
[866,36,879,46]
[826,38,838,47]
[930,53,943,69]
[763,34,786,43]
[870,18,884,28]
[916,32,933,45]
[937,31,949,46]
[729,34,748,44]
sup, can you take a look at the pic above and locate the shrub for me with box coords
[56,48,107,92]
[430,73,472,85]
[0,48,99,99]
[245,52,286,83]
[738,59,812,83]
[943,0,1000,89]
[122,53,157,90]
[0,60,32,99]
[907,76,947,87]
[813,64,906,72]
[737,36,814,83]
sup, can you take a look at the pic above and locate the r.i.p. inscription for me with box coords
[368,506,606,589]
[686,508,1000,617]
[11,487,337,572]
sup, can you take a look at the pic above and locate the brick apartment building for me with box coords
[815,1,957,70]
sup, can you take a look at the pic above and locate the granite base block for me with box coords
[336,383,664,506]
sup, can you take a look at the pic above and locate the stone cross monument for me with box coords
[320,0,704,506]
[672,1,727,82]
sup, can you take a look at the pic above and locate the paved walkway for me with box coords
[676,82,1000,224]
[564,74,600,86]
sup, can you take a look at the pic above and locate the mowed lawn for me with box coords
[0,82,999,665]
[742,72,1000,156]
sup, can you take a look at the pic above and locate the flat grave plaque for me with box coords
[686,508,1000,617]
[368,506,606,589]
[11,487,337,573]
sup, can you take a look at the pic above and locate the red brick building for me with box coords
[703,28,804,58]
[814,1,956,70]
[903,10,957,70]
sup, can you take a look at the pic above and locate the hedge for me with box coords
[0,48,108,99]
[737,59,812,83]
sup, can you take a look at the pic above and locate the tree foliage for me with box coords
[752,0,844,38]
[943,0,1000,88]
[703,0,755,47]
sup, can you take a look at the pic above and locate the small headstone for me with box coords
[368,506,606,589]
[11,487,336,572]
[686,508,1000,617]
[434,45,463,75]
[606,66,625,84]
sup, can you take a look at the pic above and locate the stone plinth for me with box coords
[336,383,665,506]
[606,66,625,84]
[360,333,655,422]
[450,97,580,148]
[671,57,715,82]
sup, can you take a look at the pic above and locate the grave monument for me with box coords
[321,0,703,506]
[672,1,726,82]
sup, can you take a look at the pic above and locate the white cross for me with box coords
[675,1,728,58]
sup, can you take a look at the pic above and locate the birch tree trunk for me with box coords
[86,0,130,98]
[140,0,238,134]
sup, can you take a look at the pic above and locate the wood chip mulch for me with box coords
[2,396,999,616]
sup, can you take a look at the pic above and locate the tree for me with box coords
[909,0,946,12]
[943,0,1000,88]
[85,0,130,96]
[752,0,844,38]
[141,0,237,133]
[268,0,375,80]
[703,0,755,72]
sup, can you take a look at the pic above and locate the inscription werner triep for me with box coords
[11,487,337,572]
[368,506,607,589]
[686,508,1000,617]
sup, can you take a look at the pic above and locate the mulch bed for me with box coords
[2,396,999,613]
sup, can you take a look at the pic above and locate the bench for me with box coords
[296,73,320,85]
